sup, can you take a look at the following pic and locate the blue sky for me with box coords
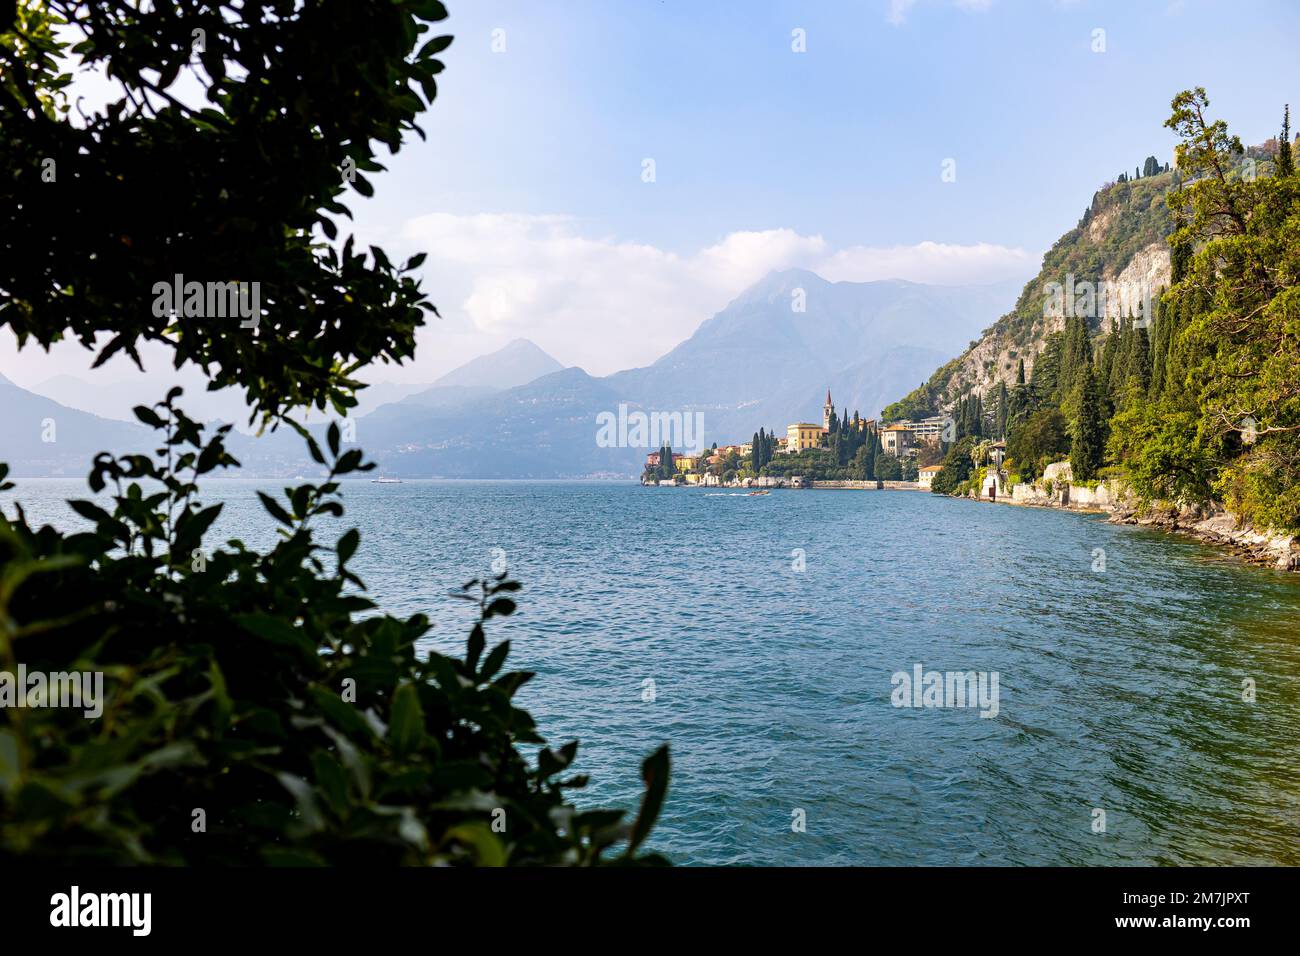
[368,0,1300,253]
[5,0,1300,394]
[356,0,1300,377]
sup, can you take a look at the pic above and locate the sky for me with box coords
[4,0,1300,395]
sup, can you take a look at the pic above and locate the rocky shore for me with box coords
[1108,500,1300,572]
[953,461,1299,574]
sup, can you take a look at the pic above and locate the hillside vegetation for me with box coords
[900,90,1300,534]
[884,167,1176,422]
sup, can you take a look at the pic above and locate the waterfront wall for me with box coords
[992,473,1300,572]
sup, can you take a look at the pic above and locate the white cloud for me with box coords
[399,213,1037,378]
[888,0,994,25]
[817,240,1037,285]
[0,215,1037,395]
[888,0,918,26]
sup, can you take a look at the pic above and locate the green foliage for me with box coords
[0,399,670,865]
[898,91,1300,532]
[1110,89,1300,530]
[750,428,775,472]
[1,0,670,865]
[1006,409,1069,481]
[930,436,977,495]
[873,453,903,481]
[1,1,448,424]
[881,382,942,422]
[1278,105,1294,178]
[1069,363,1105,481]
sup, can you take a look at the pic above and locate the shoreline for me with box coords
[642,474,1300,573]
[958,481,1300,573]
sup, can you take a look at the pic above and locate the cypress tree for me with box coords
[1069,363,1104,481]
[996,380,1009,439]
[1150,295,1168,395]
[1034,332,1063,398]
[1061,314,1091,402]
[1279,105,1294,178]
[1097,320,1119,402]
[1130,326,1152,392]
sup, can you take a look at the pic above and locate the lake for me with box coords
[7,478,1300,865]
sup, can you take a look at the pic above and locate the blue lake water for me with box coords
[6,479,1300,865]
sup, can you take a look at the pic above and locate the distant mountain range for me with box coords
[0,270,1020,479]
[0,372,149,477]
[429,337,563,390]
[388,338,564,416]
[23,369,434,431]
[333,269,1017,478]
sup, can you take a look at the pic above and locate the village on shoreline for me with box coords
[639,388,953,491]
[635,387,1300,572]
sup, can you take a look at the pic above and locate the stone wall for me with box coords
[810,480,883,490]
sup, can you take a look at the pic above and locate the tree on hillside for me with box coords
[1032,333,1064,399]
[995,380,1009,440]
[1278,105,1294,178]
[1112,91,1300,530]
[1069,362,1105,481]
[1006,408,1069,480]
[930,436,977,495]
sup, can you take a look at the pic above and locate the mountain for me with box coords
[3,272,1024,479]
[351,366,640,477]
[345,381,441,418]
[396,384,499,410]
[363,338,564,422]
[27,371,252,428]
[883,171,1175,419]
[604,269,1020,437]
[28,372,434,430]
[0,376,149,476]
[428,338,563,391]
[344,270,1020,477]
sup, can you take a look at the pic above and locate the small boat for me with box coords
[747,490,770,496]
[371,477,403,484]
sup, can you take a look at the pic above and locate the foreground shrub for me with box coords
[0,396,669,865]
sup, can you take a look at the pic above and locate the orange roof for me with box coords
[920,465,944,473]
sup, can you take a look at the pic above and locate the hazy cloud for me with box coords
[399,213,1037,377]
[0,215,1036,397]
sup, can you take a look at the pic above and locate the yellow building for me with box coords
[786,422,826,453]
[918,464,943,488]
[676,455,700,473]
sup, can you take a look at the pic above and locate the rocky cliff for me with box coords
[885,170,1176,417]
